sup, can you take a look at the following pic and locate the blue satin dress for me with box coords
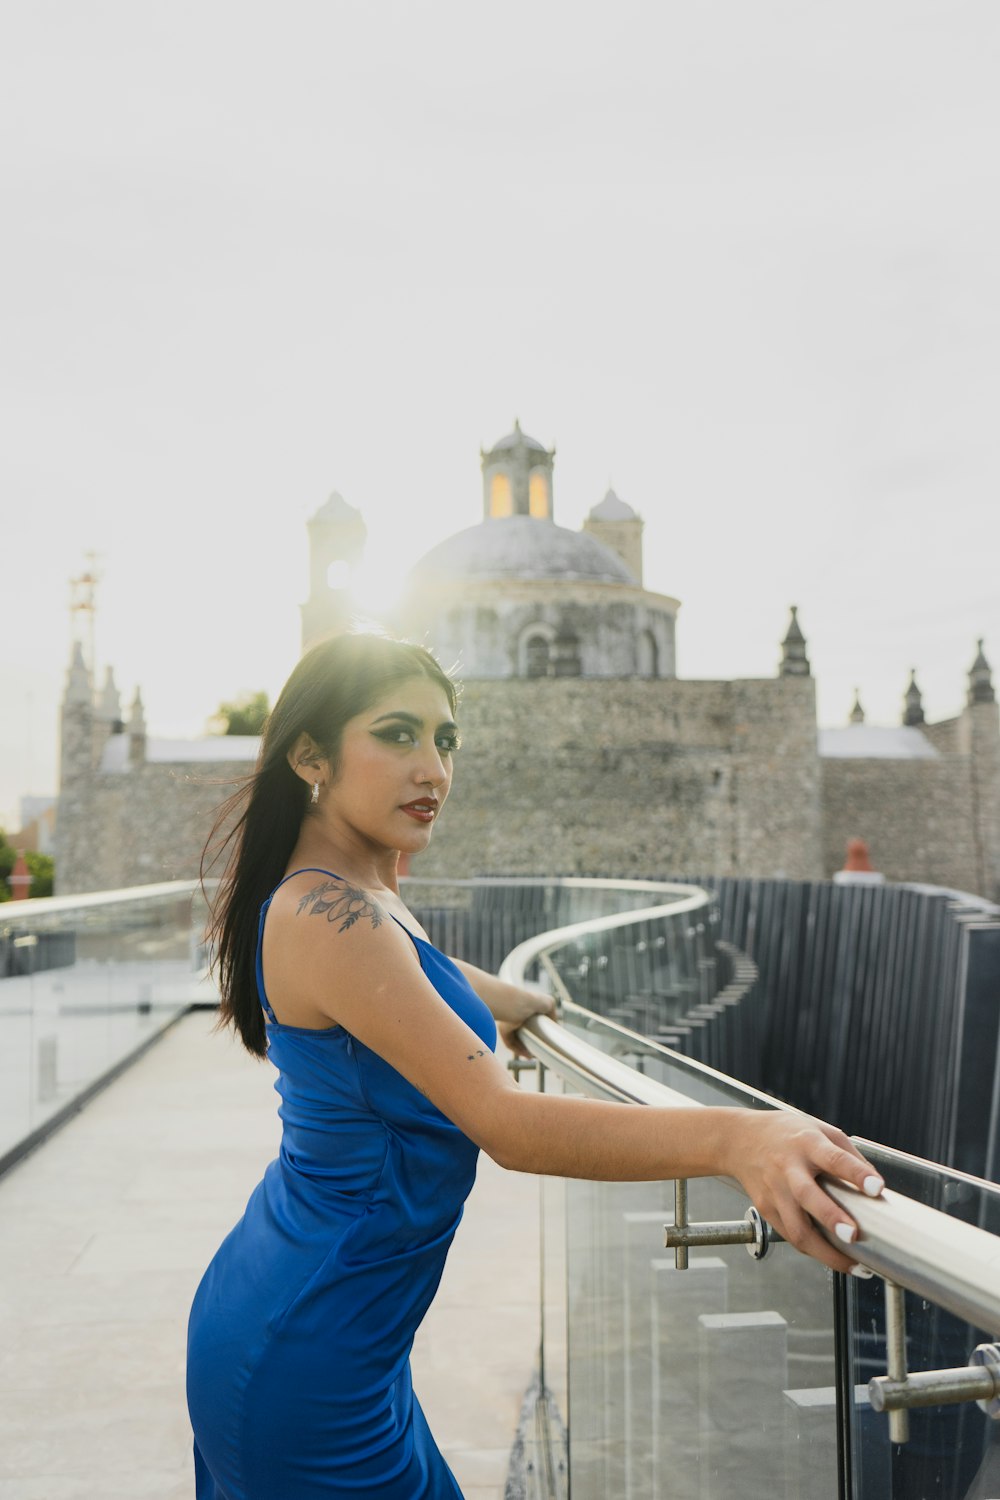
[186,870,497,1498]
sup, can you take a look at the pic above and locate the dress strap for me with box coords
[268,866,345,897]
[255,868,345,1023]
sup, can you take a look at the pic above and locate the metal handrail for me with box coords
[500,902,1000,1340]
[0,878,210,922]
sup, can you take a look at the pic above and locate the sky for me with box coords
[3,2,999,829]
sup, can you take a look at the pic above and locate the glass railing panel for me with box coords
[534,1010,1000,1499]
[844,1148,1000,1500]
[503,880,1000,1497]
[542,1018,845,1500]
[0,883,210,1165]
[539,1156,570,1483]
[401,876,709,980]
[544,908,719,1029]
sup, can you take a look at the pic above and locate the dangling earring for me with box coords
[310,782,320,805]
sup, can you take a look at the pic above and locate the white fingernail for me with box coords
[835,1222,857,1244]
[863,1175,884,1197]
[849,1264,874,1279]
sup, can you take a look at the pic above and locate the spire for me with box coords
[97,666,122,725]
[903,669,925,726]
[127,688,146,736]
[779,606,810,678]
[127,688,147,766]
[64,640,92,705]
[968,639,996,706]
[849,689,865,725]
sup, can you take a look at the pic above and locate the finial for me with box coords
[849,689,865,725]
[779,606,810,677]
[968,638,996,706]
[903,669,925,726]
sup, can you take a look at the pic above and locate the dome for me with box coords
[589,486,639,521]
[484,419,547,455]
[409,516,637,586]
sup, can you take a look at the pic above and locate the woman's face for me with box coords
[323,675,459,855]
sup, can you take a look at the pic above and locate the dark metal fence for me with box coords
[660,876,1000,1181]
[405,873,1000,1183]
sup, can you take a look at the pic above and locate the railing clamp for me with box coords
[664,1180,781,1269]
[506,1057,539,1082]
[868,1280,1000,1443]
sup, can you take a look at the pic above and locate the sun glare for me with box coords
[350,551,410,621]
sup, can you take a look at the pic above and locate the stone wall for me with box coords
[820,756,983,894]
[415,675,823,881]
[961,701,1000,899]
[55,673,1000,901]
[55,758,252,895]
[921,717,959,754]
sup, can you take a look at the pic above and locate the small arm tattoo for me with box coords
[466,1048,485,1061]
[296,879,383,933]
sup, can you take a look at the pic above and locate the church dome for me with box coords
[589,486,638,521]
[409,516,637,586]
[484,420,548,455]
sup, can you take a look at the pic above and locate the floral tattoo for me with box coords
[296,880,383,933]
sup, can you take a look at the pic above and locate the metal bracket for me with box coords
[868,1280,1000,1443]
[506,1057,538,1082]
[664,1179,781,1269]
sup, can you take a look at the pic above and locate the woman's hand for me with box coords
[723,1108,883,1274]
[448,959,557,1055]
[498,986,557,1060]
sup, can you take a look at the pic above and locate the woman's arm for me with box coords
[263,877,883,1276]
[449,957,556,1057]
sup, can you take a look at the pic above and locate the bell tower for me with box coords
[301,492,368,653]
[480,420,555,522]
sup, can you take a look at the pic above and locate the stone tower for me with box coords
[958,640,1000,899]
[583,488,643,585]
[59,642,95,793]
[480,421,555,521]
[301,492,368,654]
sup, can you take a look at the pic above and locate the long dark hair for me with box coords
[203,633,459,1057]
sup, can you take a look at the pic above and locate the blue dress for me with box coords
[187,870,497,1498]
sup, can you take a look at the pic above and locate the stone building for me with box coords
[395,422,678,682]
[53,424,1000,901]
[55,645,258,894]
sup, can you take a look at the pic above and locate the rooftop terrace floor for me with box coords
[0,1009,541,1499]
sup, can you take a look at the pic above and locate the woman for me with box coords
[187,632,882,1499]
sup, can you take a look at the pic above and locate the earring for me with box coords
[310,782,320,805]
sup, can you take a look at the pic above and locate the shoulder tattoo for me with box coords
[295,879,384,933]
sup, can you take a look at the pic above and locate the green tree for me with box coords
[0,830,14,902]
[0,831,52,900]
[25,851,54,898]
[208,691,270,737]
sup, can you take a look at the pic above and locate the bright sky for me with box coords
[3,2,1000,829]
